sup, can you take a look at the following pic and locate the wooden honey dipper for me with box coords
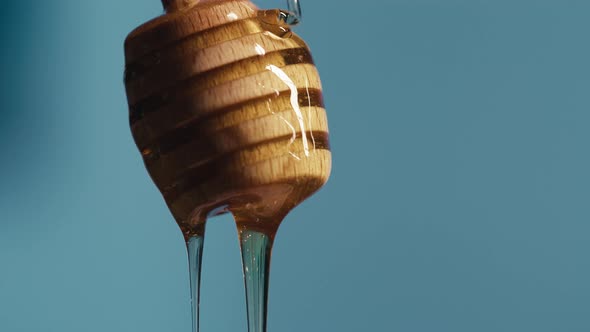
[124,0,331,330]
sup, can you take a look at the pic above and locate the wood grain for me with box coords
[124,0,331,235]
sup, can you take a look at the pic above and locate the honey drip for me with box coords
[187,234,205,332]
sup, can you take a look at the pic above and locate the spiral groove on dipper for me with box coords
[124,0,331,228]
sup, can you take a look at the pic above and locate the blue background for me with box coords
[1,1,589,331]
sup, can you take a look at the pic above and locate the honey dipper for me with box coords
[123,1,331,331]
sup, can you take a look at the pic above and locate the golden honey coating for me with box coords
[124,0,331,233]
